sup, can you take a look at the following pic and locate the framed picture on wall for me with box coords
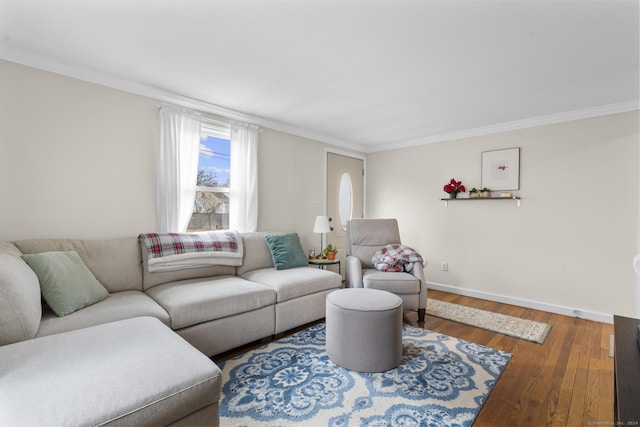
[481,147,520,191]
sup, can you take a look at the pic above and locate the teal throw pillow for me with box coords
[21,251,109,317]
[264,233,309,270]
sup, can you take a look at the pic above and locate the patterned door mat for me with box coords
[425,299,552,344]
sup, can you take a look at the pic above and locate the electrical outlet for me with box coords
[441,261,448,271]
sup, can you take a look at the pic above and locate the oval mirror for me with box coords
[339,173,353,230]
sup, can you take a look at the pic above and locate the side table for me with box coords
[308,258,341,275]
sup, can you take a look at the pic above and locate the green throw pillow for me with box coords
[21,251,109,317]
[264,233,309,270]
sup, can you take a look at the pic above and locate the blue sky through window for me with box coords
[199,135,230,187]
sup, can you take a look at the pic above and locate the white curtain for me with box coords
[230,122,259,232]
[157,105,201,232]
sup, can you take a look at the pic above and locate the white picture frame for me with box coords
[481,147,520,191]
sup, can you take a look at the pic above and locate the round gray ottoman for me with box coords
[325,288,403,372]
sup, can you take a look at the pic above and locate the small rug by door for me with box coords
[219,322,511,427]
[426,299,552,344]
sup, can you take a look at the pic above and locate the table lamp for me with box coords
[313,216,331,258]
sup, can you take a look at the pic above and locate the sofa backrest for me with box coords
[138,238,236,291]
[346,219,402,269]
[0,242,42,345]
[13,237,143,293]
[236,232,275,275]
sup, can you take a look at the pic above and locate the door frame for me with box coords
[323,148,367,222]
[637,140,640,317]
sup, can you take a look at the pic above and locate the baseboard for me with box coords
[427,281,614,324]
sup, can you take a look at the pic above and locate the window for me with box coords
[187,119,231,231]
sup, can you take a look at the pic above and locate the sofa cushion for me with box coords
[264,233,309,270]
[0,317,222,426]
[36,290,171,337]
[363,269,420,294]
[13,237,143,293]
[236,232,274,275]
[146,275,276,329]
[22,251,110,316]
[240,266,342,303]
[0,241,22,257]
[0,248,42,345]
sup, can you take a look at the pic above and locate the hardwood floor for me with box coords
[425,289,614,427]
[214,289,615,427]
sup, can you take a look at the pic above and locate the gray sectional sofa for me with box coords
[0,232,342,426]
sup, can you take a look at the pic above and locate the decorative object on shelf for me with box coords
[313,216,332,259]
[481,147,520,191]
[323,243,338,260]
[499,192,512,198]
[443,178,466,199]
[307,249,316,259]
[469,187,491,198]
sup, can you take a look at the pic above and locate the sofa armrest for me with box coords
[345,255,363,288]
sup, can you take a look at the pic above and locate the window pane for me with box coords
[188,191,229,231]
[197,135,230,189]
[188,135,230,232]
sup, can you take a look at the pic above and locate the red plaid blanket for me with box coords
[371,244,424,272]
[139,231,243,272]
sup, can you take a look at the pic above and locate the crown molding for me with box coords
[0,44,369,153]
[2,44,636,155]
[369,100,640,153]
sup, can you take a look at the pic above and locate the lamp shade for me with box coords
[313,216,331,233]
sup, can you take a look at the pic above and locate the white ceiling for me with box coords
[1,0,638,152]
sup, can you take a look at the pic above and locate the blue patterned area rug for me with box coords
[219,323,511,427]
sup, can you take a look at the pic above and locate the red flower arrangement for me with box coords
[443,178,466,198]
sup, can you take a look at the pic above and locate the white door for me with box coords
[326,152,364,272]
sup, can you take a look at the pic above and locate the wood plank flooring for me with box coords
[425,289,614,427]
[214,289,615,427]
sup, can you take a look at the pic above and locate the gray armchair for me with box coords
[345,218,427,323]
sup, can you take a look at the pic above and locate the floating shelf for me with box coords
[441,196,521,207]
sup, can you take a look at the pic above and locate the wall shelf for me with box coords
[441,196,521,207]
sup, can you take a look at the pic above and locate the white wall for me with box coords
[0,60,356,250]
[367,111,639,319]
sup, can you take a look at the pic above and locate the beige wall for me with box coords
[3,59,638,318]
[0,60,354,250]
[367,111,639,318]
[0,60,158,239]
[258,128,341,252]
